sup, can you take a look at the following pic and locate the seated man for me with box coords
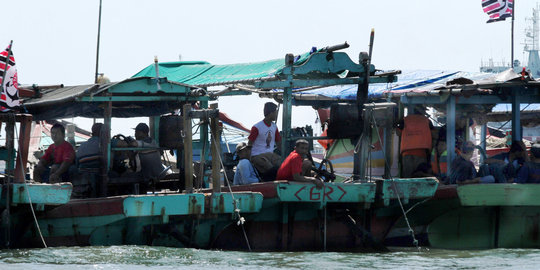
[74,123,103,197]
[33,123,75,183]
[448,141,495,185]
[248,102,282,181]
[276,139,324,188]
[515,142,540,183]
[128,123,164,182]
[233,142,260,185]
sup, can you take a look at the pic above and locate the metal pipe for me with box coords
[321,42,350,53]
[94,0,103,83]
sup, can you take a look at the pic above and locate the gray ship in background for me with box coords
[481,4,540,77]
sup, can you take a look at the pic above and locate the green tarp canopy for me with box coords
[132,53,311,87]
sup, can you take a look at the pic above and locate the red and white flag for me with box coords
[482,0,513,23]
[0,43,20,111]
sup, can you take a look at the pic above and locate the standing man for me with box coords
[233,142,260,185]
[248,102,282,180]
[276,139,323,188]
[396,109,433,178]
[33,123,75,183]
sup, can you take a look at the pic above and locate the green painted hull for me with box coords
[428,184,540,249]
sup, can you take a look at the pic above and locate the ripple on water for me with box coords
[2,246,540,269]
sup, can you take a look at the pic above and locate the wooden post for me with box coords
[446,95,456,177]
[511,90,521,141]
[14,114,33,182]
[100,100,112,197]
[183,104,193,193]
[210,103,221,192]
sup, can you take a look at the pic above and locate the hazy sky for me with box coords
[2,0,538,135]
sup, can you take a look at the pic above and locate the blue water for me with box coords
[1,246,540,269]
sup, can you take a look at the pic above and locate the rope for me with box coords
[369,105,421,251]
[13,116,48,248]
[210,132,252,251]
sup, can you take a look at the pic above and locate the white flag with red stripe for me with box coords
[0,44,20,111]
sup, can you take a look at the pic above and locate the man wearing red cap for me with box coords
[248,102,282,180]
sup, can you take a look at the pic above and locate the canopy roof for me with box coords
[22,77,198,120]
[133,54,313,87]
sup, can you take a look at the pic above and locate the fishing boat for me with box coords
[0,42,438,251]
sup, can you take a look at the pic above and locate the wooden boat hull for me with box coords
[7,179,438,251]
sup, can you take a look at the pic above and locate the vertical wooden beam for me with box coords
[5,116,14,183]
[446,95,456,178]
[100,100,112,197]
[210,103,221,192]
[183,104,193,193]
[14,114,32,183]
[149,116,160,145]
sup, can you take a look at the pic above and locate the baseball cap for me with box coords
[236,142,250,152]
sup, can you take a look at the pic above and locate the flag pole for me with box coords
[511,0,515,68]
[1,40,14,92]
[94,0,103,83]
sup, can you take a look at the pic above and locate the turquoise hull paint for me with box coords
[380,178,439,206]
[276,182,376,207]
[123,193,206,220]
[210,192,263,214]
[1,183,72,207]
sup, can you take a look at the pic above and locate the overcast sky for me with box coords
[2,0,538,135]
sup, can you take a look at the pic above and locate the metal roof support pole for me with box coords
[446,95,456,177]
[480,124,487,164]
[511,90,521,141]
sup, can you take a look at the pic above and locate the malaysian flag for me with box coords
[482,0,513,23]
[0,42,20,111]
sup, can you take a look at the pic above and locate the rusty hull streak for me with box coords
[133,200,144,216]
[189,196,202,215]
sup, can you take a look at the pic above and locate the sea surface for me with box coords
[1,246,540,270]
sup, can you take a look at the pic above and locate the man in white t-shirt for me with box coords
[248,102,282,180]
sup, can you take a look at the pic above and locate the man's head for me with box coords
[134,123,149,140]
[294,139,310,156]
[91,123,103,137]
[263,102,278,122]
[236,142,252,159]
[51,123,66,145]
[460,141,475,160]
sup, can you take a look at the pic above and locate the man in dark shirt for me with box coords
[448,141,495,185]
[516,143,540,183]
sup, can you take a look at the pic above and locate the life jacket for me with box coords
[431,149,448,177]
[400,115,432,154]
